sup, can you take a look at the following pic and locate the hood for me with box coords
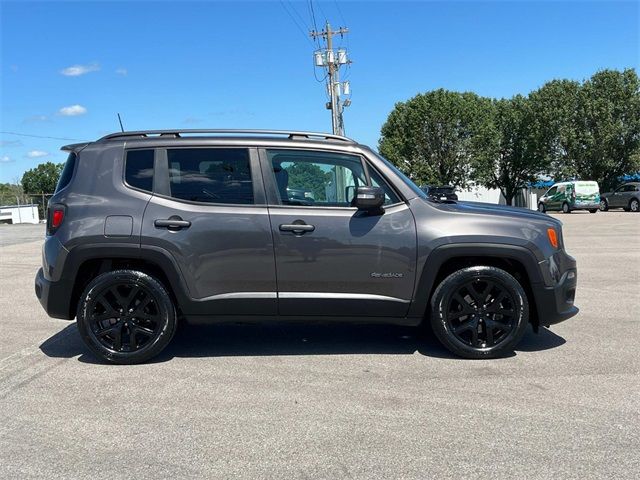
[431,200,563,226]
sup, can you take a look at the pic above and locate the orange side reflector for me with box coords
[547,228,558,249]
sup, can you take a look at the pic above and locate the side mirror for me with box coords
[353,186,385,212]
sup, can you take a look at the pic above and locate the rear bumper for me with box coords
[35,267,74,320]
[533,268,579,326]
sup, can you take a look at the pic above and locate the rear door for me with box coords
[260,148,417,318]
[139,146,277,316]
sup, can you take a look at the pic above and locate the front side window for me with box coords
[125,149,154,192]
[546,187,557,197]
[267,149,399,207]
[167,148,253,204]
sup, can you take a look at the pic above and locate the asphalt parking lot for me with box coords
[1,212,639,479]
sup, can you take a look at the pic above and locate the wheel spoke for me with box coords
[470,324,479,346]
[112,327,122,351]
[128,327,137,350]
[453,317,473,333]
[485,321,494,346]
[134,325,155,337]
[452,293,474,313]
[132,294,153,316]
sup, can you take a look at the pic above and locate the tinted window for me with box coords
[167,148,253,204]
[267,149,399,207]
[125,149,154,192]
[55,152,76,192]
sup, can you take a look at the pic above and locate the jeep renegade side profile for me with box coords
[35,130,579,364]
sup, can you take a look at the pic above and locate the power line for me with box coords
[279,1,315,47]
[0,131,81,141]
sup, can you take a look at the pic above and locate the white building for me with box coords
[0,204,40,224]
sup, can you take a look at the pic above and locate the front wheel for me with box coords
[599,199,608,211]
[429,266,529,359]
[537,203,546,213]
[76,270,177,364]
[562,202,571,214]
[630,199,640,212]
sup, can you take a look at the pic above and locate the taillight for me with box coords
[47,205,66,235]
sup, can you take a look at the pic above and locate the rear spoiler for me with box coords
[61,142,90,153]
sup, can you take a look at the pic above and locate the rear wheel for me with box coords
[76,270,177,364]
[429,266,529,359]
[630,199,640,212]
[562,202,571,214]
[599,199,608,211]
[588,209,598,214]
[537,203,545,213]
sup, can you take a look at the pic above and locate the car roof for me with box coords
[62,129,363,153]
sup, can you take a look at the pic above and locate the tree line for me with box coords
[379,68,640,205]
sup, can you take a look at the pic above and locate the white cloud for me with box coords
[59,104,87,116]
[60,63,100,76]
[115,67,128,76]
[0,155,13,163]
[26,150,49,158]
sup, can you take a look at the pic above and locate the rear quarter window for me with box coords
[125,149,155,192]
[55,152,76,192]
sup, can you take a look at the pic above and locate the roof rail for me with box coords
[97,129,355,143]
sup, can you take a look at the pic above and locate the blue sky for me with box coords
[1,0,638,184]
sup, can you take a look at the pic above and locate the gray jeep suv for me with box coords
[35,129,579,363]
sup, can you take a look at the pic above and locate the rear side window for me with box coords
[167,148,253,204]
[125,150,154,192]
[55,152,76,192]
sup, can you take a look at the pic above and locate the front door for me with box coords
[139,146,277,316]
[261,148,417,317]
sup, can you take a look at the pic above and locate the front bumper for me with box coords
[533,267,579,326]
[35,267,74,320]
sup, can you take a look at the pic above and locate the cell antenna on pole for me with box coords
[117,113,125,133]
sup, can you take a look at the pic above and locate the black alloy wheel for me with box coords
[446,279,516,348]
[77,270,176,364]
[430,266,529,359]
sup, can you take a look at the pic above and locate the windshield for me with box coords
[371,151,427,199]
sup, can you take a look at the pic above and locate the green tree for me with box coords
[574,69,640,190]
[379,89,493,188]
[0,183,23,205]
[285,162,331,201]
[473,96,548,205]
[528,79,582,181]
[21,161,64,194]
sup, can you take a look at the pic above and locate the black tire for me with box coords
[630,198,640,212]
[76,270,177,364]
[588,209,598,214]
[429,266,529,359]
[537,203,545,213]
[562,202,571,214]
[599,199,608,211]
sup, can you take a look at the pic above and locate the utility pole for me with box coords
[310,21,351,136]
